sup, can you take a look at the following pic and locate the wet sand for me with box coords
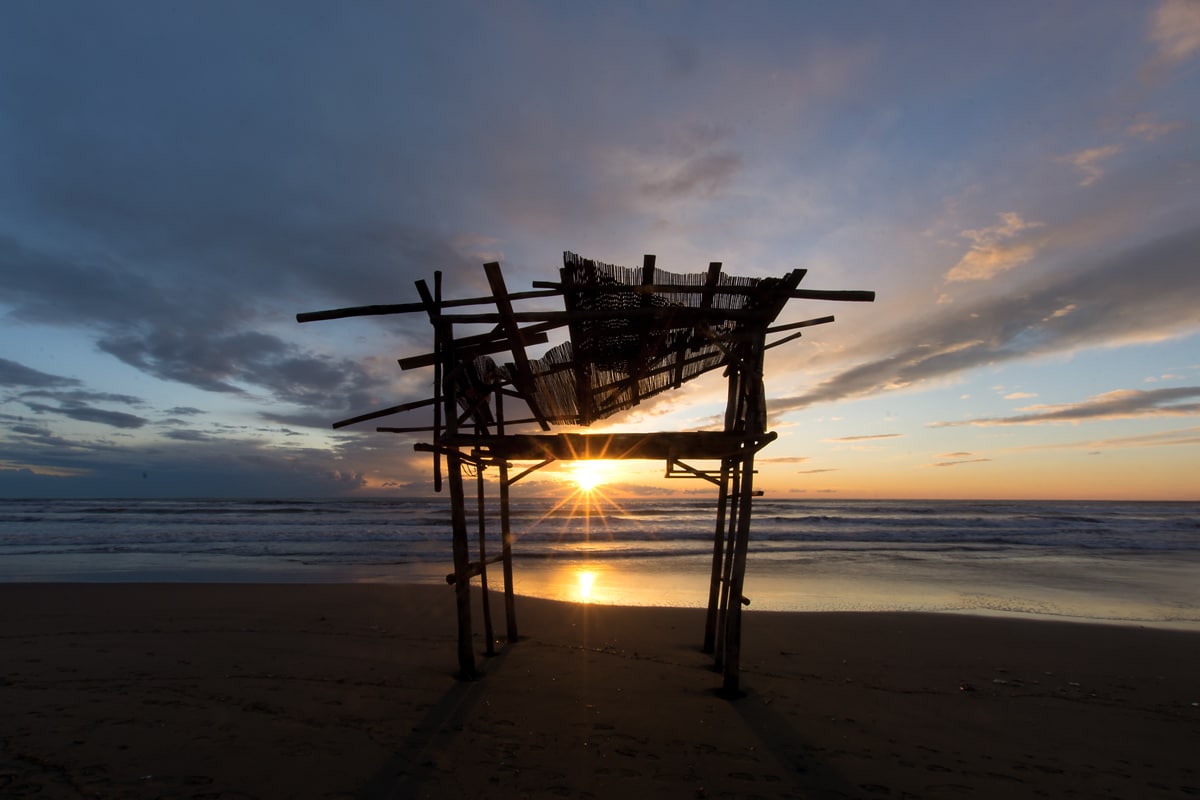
[1,583,1197,798]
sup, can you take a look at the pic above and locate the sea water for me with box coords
[0,496,1196,628]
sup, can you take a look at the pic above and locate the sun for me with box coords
[568,460,613,493]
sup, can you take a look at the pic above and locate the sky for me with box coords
[1,1,1198,501]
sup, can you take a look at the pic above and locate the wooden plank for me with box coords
[296,288,562,323]
[434,305,779,325]
[483,261,552,431]
[447,431,777,461]
[332,397,435,429]
[397,329,551,370]
[766,315,835,334]
[789,289,876,302]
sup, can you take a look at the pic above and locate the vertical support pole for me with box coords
[475,443,495,656]
[439,312,475,679]
[705,361,742,654]
[703,459,731,654]
[496,382,518,643]
[714,457,741,668]
[722,335,767,695]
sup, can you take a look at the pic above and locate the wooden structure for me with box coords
[298,252,873,692]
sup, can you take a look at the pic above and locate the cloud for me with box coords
[945,212,1044,282]
[0,235,404,421]
[1127,118,1186,142]
[640,152,743,200]
[827,433,902,442]
[1019,426,1200,451]
[1060,144,1123,187]
[0,358,81,389]
[796,468,838,474]
[932,386,1200,427]
[1149,0,1200,65]
[21,400,147,429]
[1003,392,1037,400]
[775,227,1200,414]
[929,457,991,468]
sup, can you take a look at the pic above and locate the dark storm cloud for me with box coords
[775,227,1200,413]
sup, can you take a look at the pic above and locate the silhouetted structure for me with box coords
[298,252,873,692]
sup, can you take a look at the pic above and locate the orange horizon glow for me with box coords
[566,460,616,493]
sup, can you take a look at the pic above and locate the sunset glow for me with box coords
[568,461,614,493]
[576,569,596,602]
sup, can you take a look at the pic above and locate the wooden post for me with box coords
[705,356,742,654]
[440,313,475,679]
[475,442,495,656]
[496,380,518,643]
[721,335,768,695]
[702,458,731,654]
[714,456,741,669]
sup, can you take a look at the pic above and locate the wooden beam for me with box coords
[766,315,835,334]
[483,261,552,431]
[398,321,563,371]
[434,306,778,325]
[296,288,562,323]
[789,289,876,302]
[447,431,777,462]
[332,397,435,429]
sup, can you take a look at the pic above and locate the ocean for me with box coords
[1,496,1196,629]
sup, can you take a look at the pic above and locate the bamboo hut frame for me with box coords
[298,252,874,693]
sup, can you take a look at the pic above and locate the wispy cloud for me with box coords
[1149,0,1200,65]
[945,212,1043,282]
[1060,144,1122,187]
[1018,426,1200,451]
[929,457,991,468]
[1127,118,1185,142]
[827,433,902,442]
[775,228,1200,414]
[931,386,1200,427]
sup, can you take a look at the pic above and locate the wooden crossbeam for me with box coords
[433,306,777,325]
[296,288,562,323]
[484,261,552,431]
[332,397,435,429]
[789,289,876,302]
[446,431,778,461]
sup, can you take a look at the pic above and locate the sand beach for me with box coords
[1,582,1197,799]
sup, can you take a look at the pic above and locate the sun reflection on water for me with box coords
[576,569,596,602]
